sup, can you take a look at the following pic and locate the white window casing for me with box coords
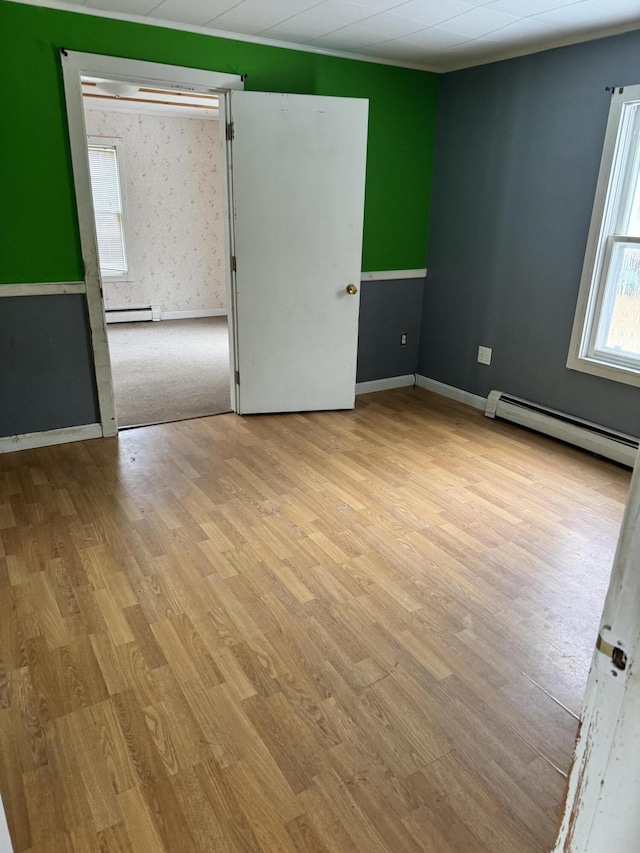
[87,136,134,282]
[568,83,640,388]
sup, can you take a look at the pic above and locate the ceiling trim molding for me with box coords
[3,0,439,73]
[440,20,640,74]
[5,0,640,75]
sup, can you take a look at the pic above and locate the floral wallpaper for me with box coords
[85,110,226,313]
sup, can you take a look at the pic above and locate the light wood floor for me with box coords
[0,388,630,853]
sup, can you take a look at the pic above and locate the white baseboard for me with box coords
[160,308,227,320]
[416,375,487,410]
[0,423,103,454]
[355,374,415,395]
[105,308,228,323]
[106,309,152,323]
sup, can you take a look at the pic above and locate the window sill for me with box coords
[567,352,640,389]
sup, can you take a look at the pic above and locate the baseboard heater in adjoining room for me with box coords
[105,306,157,323]
[485,390,638,468]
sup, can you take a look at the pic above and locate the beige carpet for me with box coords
[107,317,231,428]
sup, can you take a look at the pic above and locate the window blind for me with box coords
[88,145,128,277]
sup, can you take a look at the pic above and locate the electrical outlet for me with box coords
[477,345,492,365]
[400,333,407,346]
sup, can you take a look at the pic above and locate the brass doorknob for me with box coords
[346,283,358,295]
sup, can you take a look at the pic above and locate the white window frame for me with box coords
[568,83,640,388]
[87,135,135,283]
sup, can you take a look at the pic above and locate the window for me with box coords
[568,84,640,387]
[87,140,130,280]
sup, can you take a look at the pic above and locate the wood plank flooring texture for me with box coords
[0,388,630,853]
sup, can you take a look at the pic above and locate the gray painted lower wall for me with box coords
[356,278,424,383]
[0,282,420,440]
[420,29,640,438]
[0,294,99,437]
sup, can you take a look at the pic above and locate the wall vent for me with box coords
[485,390,638,468]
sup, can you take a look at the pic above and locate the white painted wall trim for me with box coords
[0,795,13,853]
[360,269,426,282]
[62,51,118,437]
[160,308,228,320]
[566,84,640,391]
[416,375,487,410]
[61,49,244,92]
[0,282,85,296]
[0,424,103,455]
[355,374,415,395]
[61,50,243,434]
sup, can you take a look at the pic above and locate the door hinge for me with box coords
[235,370,240,385]
[231,255,237,273]
[596,633,628,672]
[226,121,234,141]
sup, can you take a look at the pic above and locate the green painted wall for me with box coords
[0,1,438,284]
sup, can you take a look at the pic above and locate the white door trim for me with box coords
[60,50,243,436]
[0,794,12,853]
[220,90,240,412]
[60,51,244,94]
[553,455,640,851]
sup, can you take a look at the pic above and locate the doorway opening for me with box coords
[62,51,368,433]
[82,76,231,429]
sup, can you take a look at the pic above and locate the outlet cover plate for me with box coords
[478,345,492,365]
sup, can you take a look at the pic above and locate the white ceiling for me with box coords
[19,0,640,71]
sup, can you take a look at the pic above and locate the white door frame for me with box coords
[554,455,640,851]
[60,50,244,435]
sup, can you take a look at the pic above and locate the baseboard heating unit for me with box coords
[485,390,638,468]
[105,306,158,324]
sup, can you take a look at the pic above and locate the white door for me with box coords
[554,456,640,852]
[228,90,368,414]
